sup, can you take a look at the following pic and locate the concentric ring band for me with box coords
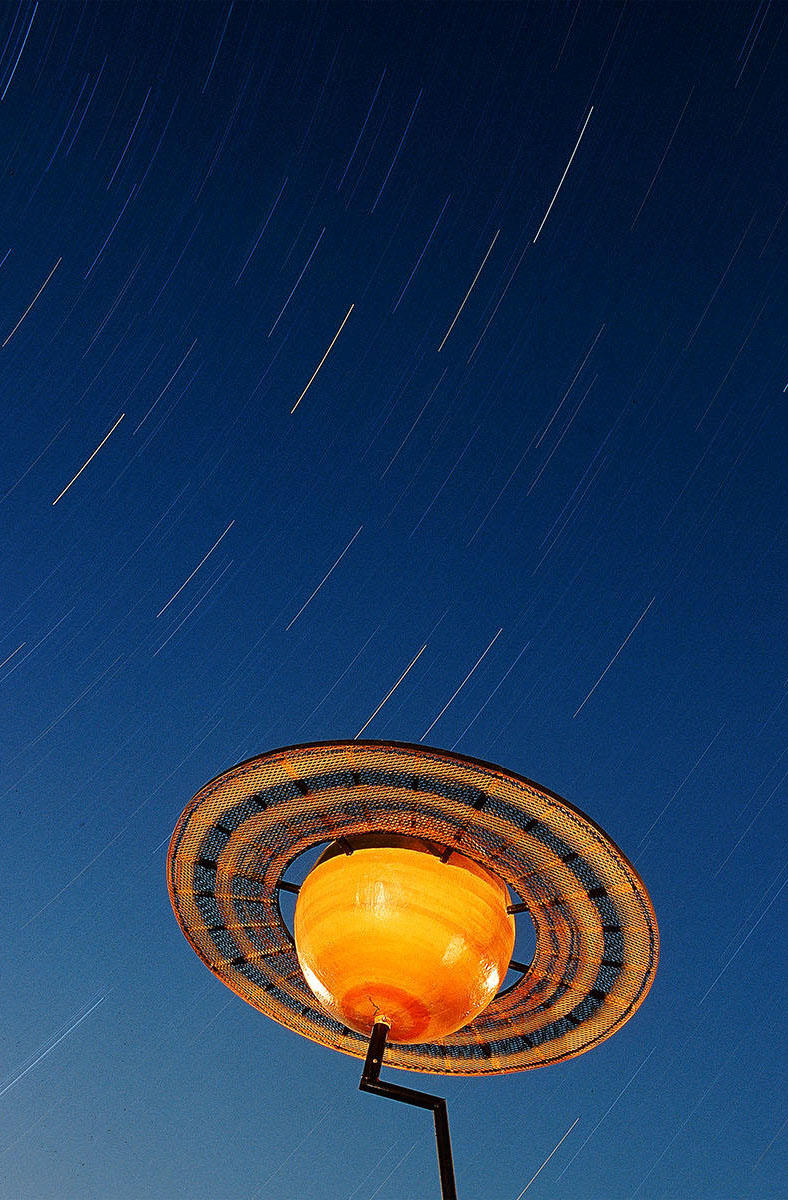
[168,741,658,1076]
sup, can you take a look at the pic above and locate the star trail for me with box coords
[1,3,785,1199]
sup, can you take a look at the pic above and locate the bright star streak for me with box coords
[3,255,62,346]
[557,1047,656,1178]
[573,597,655,717]
[344,1141,398,1200]
[421,628,503,741]
[0,992,106,1099]
[52,412,125,505]
[0,1,38,101]
[0,642,25,672]
[533,105,593,243]
[438,229,499,351]
[355,643,427,738]
[366,1142,418,1199]
[291,303,354,413]
[512,1117,580,1198]
[286,525,363,630]
[156,519,235,617]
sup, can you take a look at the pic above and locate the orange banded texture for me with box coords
[167,740,658,1076]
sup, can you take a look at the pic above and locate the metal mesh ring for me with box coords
[167,741,658,1076]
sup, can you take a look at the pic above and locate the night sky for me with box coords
[1,2,786,1198]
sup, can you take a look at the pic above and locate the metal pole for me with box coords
[359,1021,458,1200]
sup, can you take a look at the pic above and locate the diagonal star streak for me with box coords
[512,1117,579,1198]
[0,993,107,1099]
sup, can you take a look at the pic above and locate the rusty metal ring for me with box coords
[168,741,658,1076]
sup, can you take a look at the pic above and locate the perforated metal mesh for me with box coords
[167,741,658,1076]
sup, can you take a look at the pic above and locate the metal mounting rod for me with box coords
[359,1021,458,1200]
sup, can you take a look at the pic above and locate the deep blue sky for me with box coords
[1,2,785,1197]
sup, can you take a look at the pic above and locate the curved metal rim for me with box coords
[182,738,656,904]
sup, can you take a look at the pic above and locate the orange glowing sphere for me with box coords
[293,835,515,1044]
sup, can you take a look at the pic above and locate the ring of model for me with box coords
[167,740,658,1076]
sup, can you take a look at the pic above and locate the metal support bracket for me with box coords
[359,1021,458,1200]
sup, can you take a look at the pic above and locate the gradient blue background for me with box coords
[0,3,785,1197]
